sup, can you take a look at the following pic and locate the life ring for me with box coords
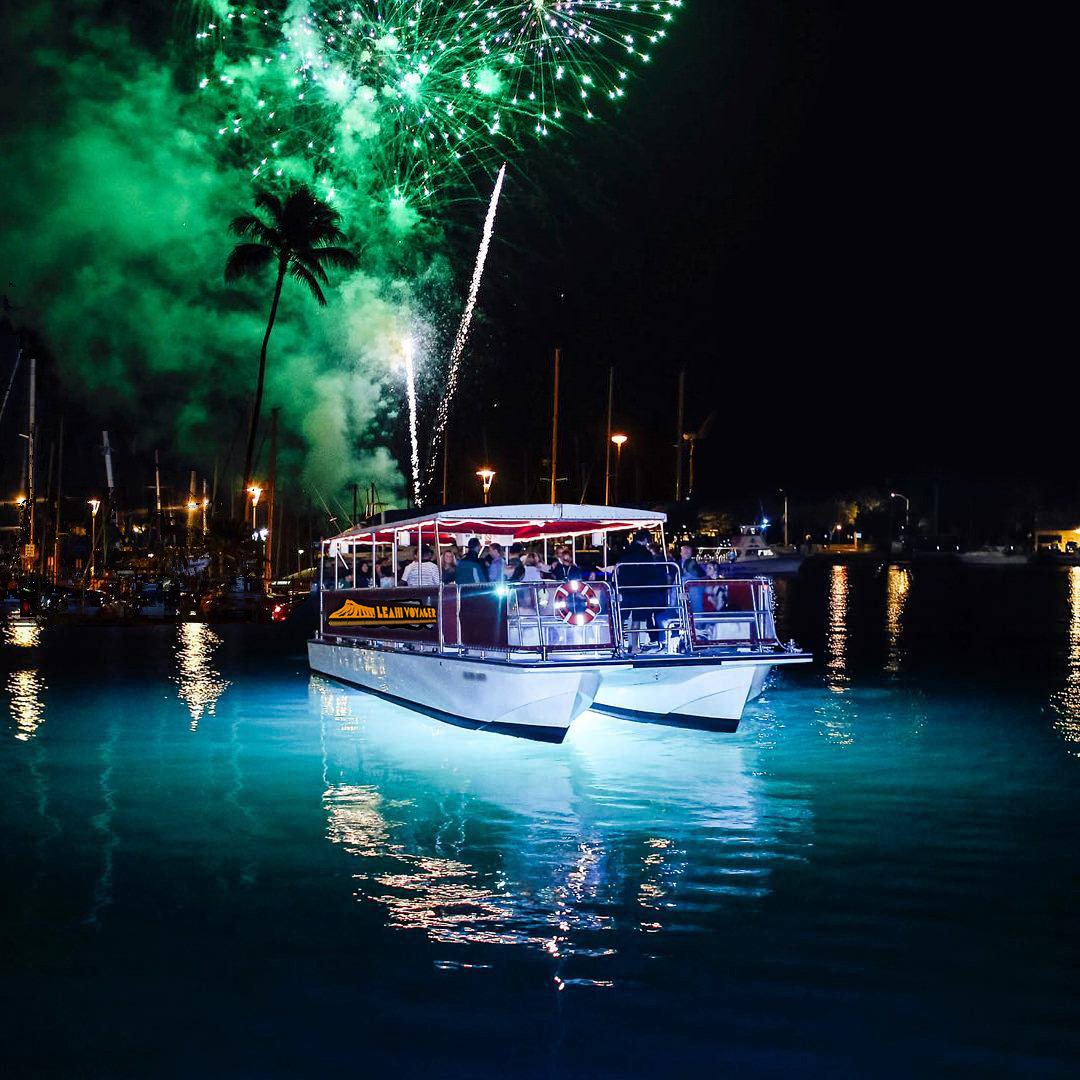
[553,579,602,626]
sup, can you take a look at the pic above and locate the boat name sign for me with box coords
[329,598,437,629]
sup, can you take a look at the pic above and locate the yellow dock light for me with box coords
[476,468,496,504]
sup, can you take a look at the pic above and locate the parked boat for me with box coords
[702,525,805,577]
[958,546,1029,567]
[308,505,811,742]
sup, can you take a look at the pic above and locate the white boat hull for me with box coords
[308,640,600,742]
[591,660,758,731]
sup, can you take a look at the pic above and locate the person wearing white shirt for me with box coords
[402,546,441,588]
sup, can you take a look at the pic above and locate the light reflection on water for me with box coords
[1051,566,1080,755]
[817,565,854,744]
[3,619,46,741]
[4,619,41,648]
[7,668,46,741]
[885,565,911,674]
[824,564,849,691]
[314,680,807,981]
[173,622,229,731]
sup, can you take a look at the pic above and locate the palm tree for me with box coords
[225,186,358,494]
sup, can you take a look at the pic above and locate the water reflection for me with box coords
[1051,567,1080,754]
[824,565,850,690]
[313,680,811,981]
[815,566,856,744]
[4,619,41,648]
[174,623,229,730]
[885,566,912,674]
[7,668,47,741]
[86,719,119,925]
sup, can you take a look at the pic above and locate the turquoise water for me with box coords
[3,564,1080,1076]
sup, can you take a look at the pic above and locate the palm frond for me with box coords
[290,262,328,306]
[228,214,270,242]
[289,251,330,285]
[254,190,284,222]
[224,243,275,282]
[306,245,359,273]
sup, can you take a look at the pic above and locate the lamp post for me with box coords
[476,468,496,505]
[610,434,627,504]
[88,498,101,579]
[248,486,263,532]
[890,492,910,534]
[779,488,789,548]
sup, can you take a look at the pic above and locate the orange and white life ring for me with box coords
[553,579,602,626]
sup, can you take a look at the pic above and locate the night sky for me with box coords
[0,1,1064,527]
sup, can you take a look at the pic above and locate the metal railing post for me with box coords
[318,549,324,640]
[537,583,547,663]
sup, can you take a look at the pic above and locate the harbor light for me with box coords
[88,499,101,580]
[248,485,263,531]
[16,495,26,507]
[610,434,628,503]
[186,500,198,512]
[476,468,496,504]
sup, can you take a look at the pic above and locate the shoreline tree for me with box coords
[225,186,358,497]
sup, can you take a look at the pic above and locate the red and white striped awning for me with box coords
[326,504,666,546]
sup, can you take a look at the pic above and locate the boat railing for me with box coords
[320,581,617,663]
[610,562,690,652]
[681,577,778,649]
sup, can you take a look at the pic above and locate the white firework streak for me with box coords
[425,163,507,493]
[403,337,422,507]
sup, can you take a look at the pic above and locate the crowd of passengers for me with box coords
[337,530,729,608]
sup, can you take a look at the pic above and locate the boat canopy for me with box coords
[326,504,667,546]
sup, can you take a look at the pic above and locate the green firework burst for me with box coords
[197,1,682,212]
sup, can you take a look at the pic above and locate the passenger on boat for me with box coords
[616,529,667,651]
[676,543,704,581]
[403,546,441,588]
[552,546,583,582]
[378,561,397,588]
[677,543,706,614]
[440,549,458,585]
[487,543,506,581]
[512,552,545,582]
[507,542,525,578]
[455,538,488,585]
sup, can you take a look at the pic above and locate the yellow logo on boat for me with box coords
[328,599,437,627]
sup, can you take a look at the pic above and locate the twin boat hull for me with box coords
[308,640,599,742]
[309,639,796,741]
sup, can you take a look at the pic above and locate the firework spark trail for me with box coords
[403,337,422,506]
[424,162,506,494]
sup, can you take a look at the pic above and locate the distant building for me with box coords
[1034,527,1080,554]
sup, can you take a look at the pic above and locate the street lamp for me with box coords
[88,499,101,578]
[248,485,263,532]
[890,491,910,532]
[476,468,496,505]
[611,434,628,504]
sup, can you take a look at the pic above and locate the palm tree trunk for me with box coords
[242,259,287,496]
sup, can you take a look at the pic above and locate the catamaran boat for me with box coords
[308,505,812,742]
